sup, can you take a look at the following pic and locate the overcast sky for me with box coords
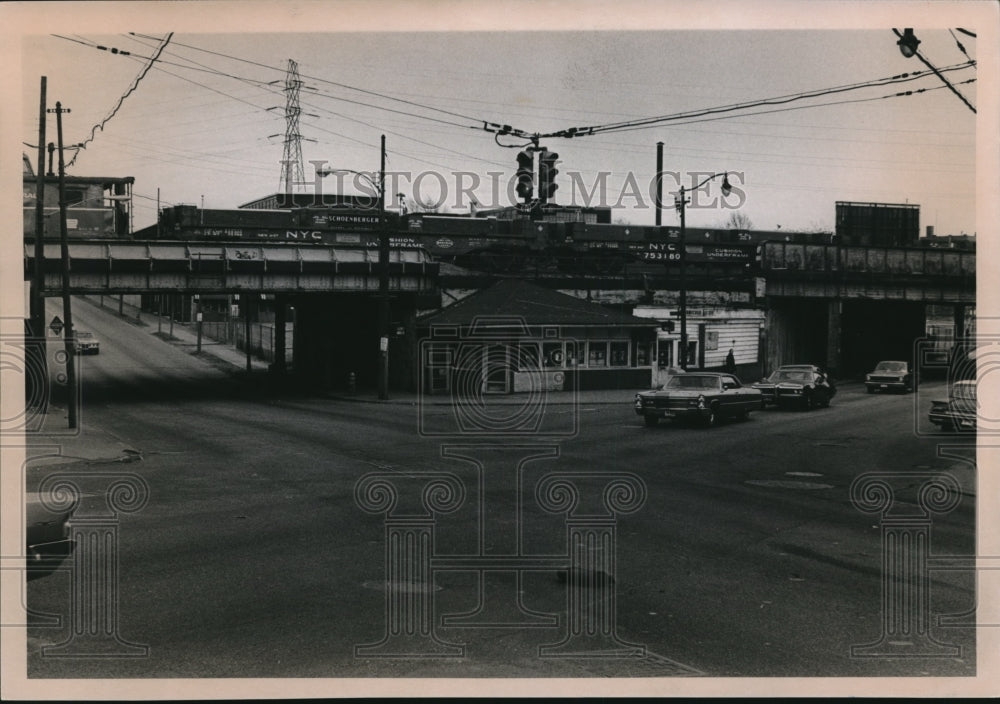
[11,5,990,237]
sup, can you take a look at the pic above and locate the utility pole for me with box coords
[31,77,48,412]
[678,184,688,371]
[195,294,203,353]
[245,296,252,373]
[50,101,77,428]
[654,142,663,228]
[377,134,390,400]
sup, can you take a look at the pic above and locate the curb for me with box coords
[324,394,632,407]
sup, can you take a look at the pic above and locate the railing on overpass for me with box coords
[23,240,439,294]
[760,242,975,303]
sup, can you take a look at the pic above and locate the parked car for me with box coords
[26,492,75,579]
[865,360,913,393]
[634,372,762,427]
[753,365,836,409]
[73,331,100,355]
[928,380,977,432]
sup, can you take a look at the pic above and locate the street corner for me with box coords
[25,415,141,468]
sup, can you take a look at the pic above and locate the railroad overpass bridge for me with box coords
[24,239,439,390]
[759,242,975,376]
[23,238,976,387]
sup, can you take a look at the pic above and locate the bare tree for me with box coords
[720,211,754,230]
[407,197,443,214]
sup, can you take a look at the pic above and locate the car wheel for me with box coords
[819,392,831,408]
[737,407,750,421]
[803,391,814,411]
[643,415,658,427]
[866,386,875,394]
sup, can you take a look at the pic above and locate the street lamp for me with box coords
[896,28,920,58]
[674,172,733,370]
[316,135,390,399]
[892,28,976,114]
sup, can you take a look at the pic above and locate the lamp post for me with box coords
[674,172,733,370]
[893,28,976,114]
[317,136,389,399]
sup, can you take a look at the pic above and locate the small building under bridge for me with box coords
[417,279,659,394]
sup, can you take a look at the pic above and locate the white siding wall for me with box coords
[702,321,761,367]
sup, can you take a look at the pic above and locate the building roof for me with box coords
[23,174,134,187]
[419,279,656,329]
[239,192,381,210]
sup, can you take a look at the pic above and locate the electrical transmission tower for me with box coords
[275,59,306,195]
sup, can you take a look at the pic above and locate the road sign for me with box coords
[49,315,64,335]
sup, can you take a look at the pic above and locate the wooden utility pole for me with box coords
[377,134,390,400]
[31,77,48,412]
[655,141,663,228]
[50,101,77,428]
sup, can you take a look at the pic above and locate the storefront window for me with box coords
[588,341,608,367]
[610,341,629,367]
[516,341,540,371]
[543,342,564,367]
[565,341,578,367]
[685,341,699,368]
[658,343,674,369]
[636,343,651,366]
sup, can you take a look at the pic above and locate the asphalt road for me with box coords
[26,298,976,678]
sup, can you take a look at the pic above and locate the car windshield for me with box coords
[665,375,720,390]
[875,361,906,372]
[769,370,812,382]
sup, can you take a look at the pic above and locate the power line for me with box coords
[127,33,487,126]
[532,61,975,139]
[892,29,976,114]
[610,77,977,135]
[66,33,174,167]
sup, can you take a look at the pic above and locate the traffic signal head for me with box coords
[538,150,559,203]
[515,151,534,201]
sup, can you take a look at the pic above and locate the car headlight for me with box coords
[696,394,705,409]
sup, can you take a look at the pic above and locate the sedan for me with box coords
[634,372,762,427]
[753,364,836,408]
[26,492,75,579]
[866,360,913,393]
[73,331,100,355]
[929,380,976,432]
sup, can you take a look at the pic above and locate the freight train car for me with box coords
[139,204,766,274]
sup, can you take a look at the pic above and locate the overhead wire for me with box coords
[48,32,976,203]
[535,61,976,139]
[610,77,977,135]
[948,29,973,61]
[65,33,174,167]
[127,32,487,126]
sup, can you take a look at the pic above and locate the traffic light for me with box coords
[538,150,559,203]
[515,151,534,202]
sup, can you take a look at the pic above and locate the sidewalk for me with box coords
[326,380,871,406]
[146,318,271,373]
[81,296,270,373]
[23,410,141,468]
[326,387,639,406]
